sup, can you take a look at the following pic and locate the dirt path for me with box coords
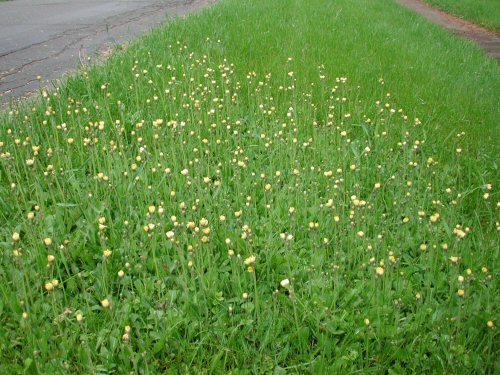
[0,0,216,105]
[397,0,500,59]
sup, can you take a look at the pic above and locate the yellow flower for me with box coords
[243,255,256,266]
[43,237,52,246]
[453,228,467,239]
[375,267,384,276]
[12,232,20,242]
[280,279,290,289]
[101,299,111,308]
[430,213,440,223]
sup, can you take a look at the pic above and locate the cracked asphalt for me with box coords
[0,0,214,105]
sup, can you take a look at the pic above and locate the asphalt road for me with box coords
[0,0,213,105]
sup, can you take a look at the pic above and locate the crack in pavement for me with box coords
[0,25,94,59]
[3,78,39,95]
[1,0,216,105]
[1,3,166,79]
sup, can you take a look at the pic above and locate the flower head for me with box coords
[280,278,290,289]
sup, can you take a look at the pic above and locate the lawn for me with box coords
[424,0,500,32]
[0,0,498,372]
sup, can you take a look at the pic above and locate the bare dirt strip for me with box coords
[398,0,500,59]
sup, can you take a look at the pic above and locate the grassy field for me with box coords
[424,0,500,32]
[0,0,499,372]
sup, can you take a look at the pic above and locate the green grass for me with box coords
[424,0,500,32]
[1,0,499,372]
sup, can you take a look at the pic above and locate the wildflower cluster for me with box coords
[0,36,497,373]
